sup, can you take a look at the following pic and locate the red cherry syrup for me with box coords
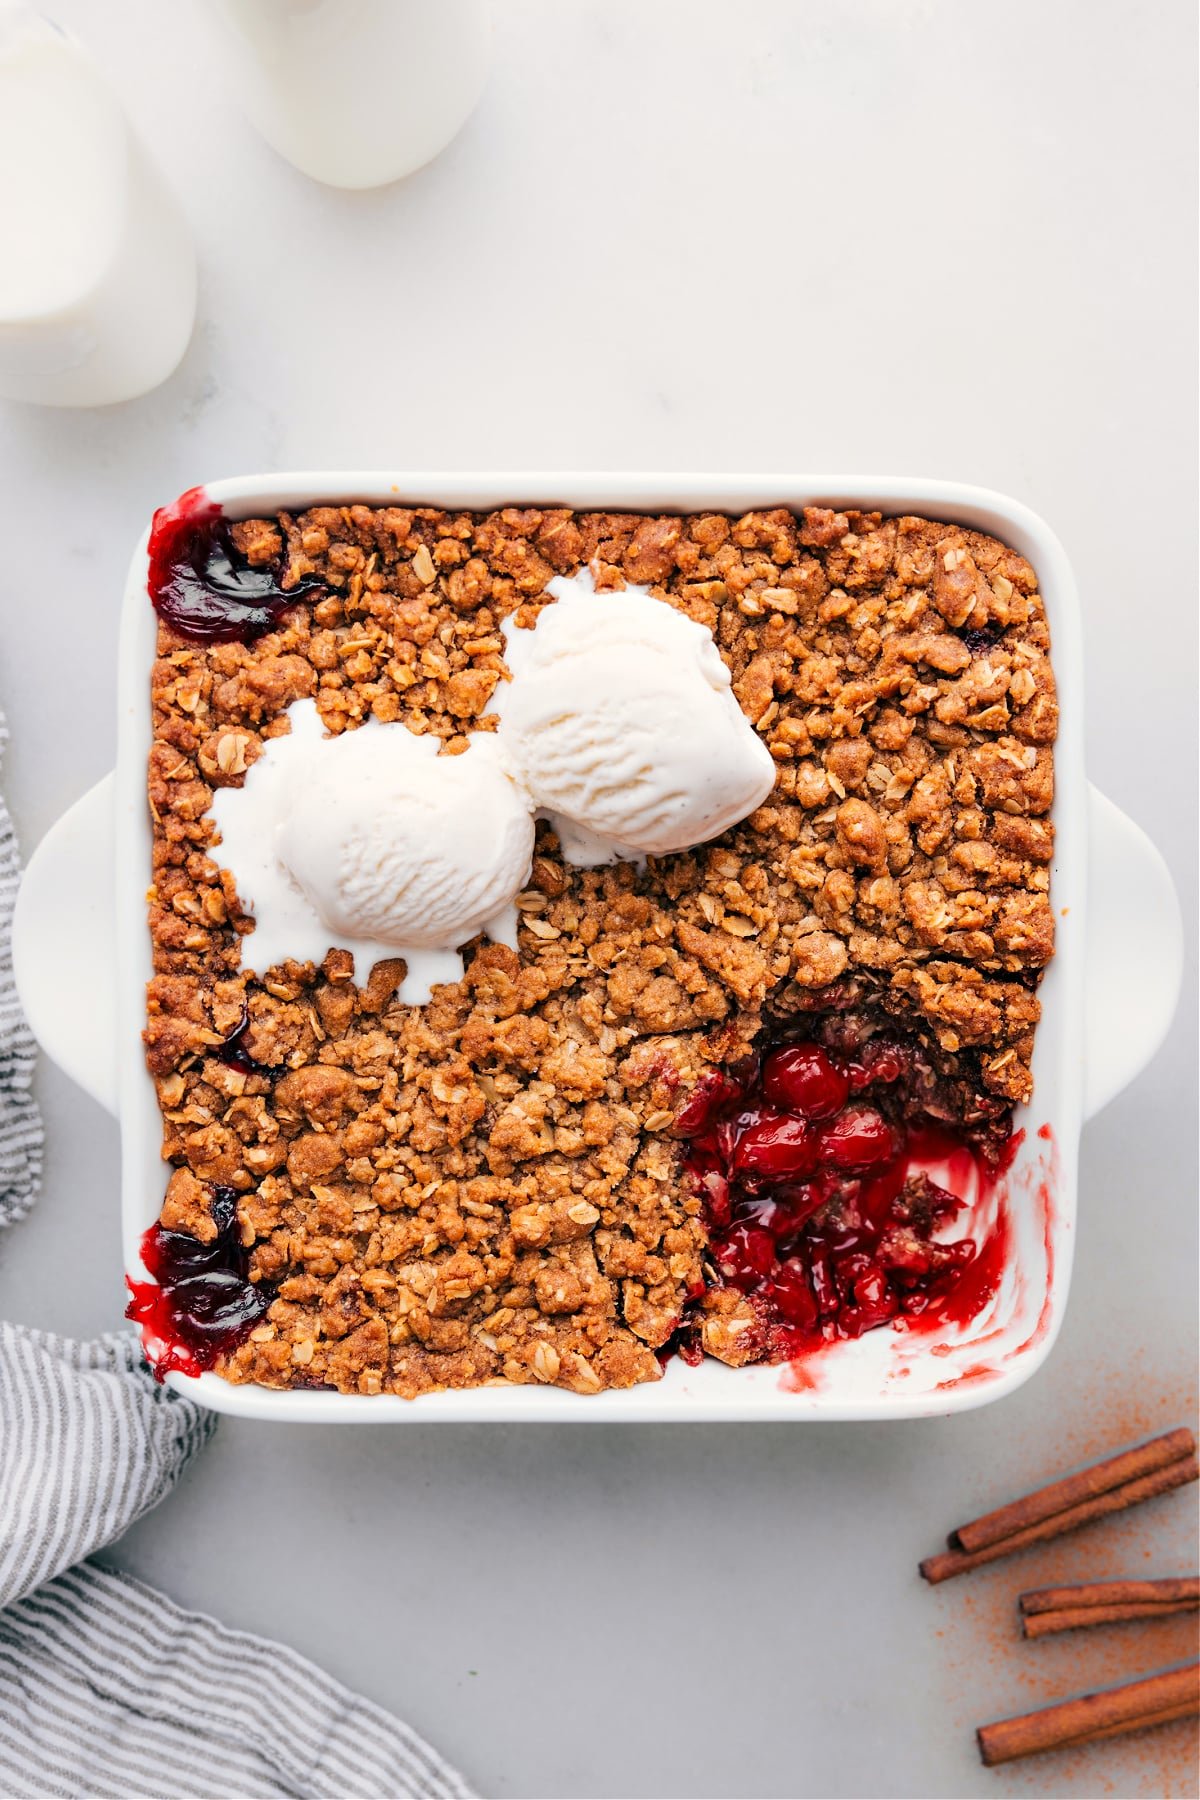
[148,486,322,644]
[125,1186,270,1380]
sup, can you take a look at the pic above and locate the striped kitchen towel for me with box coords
[0,712,473,1800]
[0,1325,216,1611]
[0,1563,474,1800]
[0,1325,474,1800]
[0,708,41,1227]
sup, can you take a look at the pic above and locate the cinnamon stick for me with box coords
[1023,1601,1199,1639]
[1021,1577,1200,1615]
[920,1454,1199,1584]
[1068,1699,1198,1747]
[977,1662,1200,1766]
[954,1427,1196,1552]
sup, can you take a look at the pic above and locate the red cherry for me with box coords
[732,1111,817,1178]
[817,1107,897,1169]
[833,1250,873,1298]
[864,1043,906,1084]
[853,1265,892,1310]
[844,1264,900,1332]
[845,1039,909,1092]
[761,1045,850,1118]
[765,1260,819,1329]
[674,1070,744,1134]
[673,1038,1010,1358]
[714,1223,776,1289]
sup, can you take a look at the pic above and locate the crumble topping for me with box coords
[145,504,1056,1395]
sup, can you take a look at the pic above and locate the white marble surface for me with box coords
[1,2,1196,1795]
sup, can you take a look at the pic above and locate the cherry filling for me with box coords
[959,623,1005,656]
[148,486,323,644]
[679,1035,1015,1360]
[218,1007,285,1079]
[125,1186,271,1380]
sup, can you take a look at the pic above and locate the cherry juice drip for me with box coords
[677,1038,1015,1361]
[125,1186,270,1380]
[147,486,323,644]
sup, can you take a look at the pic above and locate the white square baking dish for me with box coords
[13,474,1183,1421]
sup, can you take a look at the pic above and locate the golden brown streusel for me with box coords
[145,503,1056,1396]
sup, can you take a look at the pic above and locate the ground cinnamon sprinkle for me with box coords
[932,1367,1199,1793]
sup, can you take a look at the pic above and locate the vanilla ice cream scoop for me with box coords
[496,568,776,863]
[211,701,534,1001]
[210,570,775,1003]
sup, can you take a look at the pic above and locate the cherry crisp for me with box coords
[139,501,1056,1395]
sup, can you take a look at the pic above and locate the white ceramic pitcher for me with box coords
[202,0,492,188]
[0,4,197,407]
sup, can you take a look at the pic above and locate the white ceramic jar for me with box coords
[202,0,492,188]
[0,5,197,407]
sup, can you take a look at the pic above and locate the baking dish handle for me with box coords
[9,774,1184,1129]
[12,774,119,1117]
[1084,784,1183,1121]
